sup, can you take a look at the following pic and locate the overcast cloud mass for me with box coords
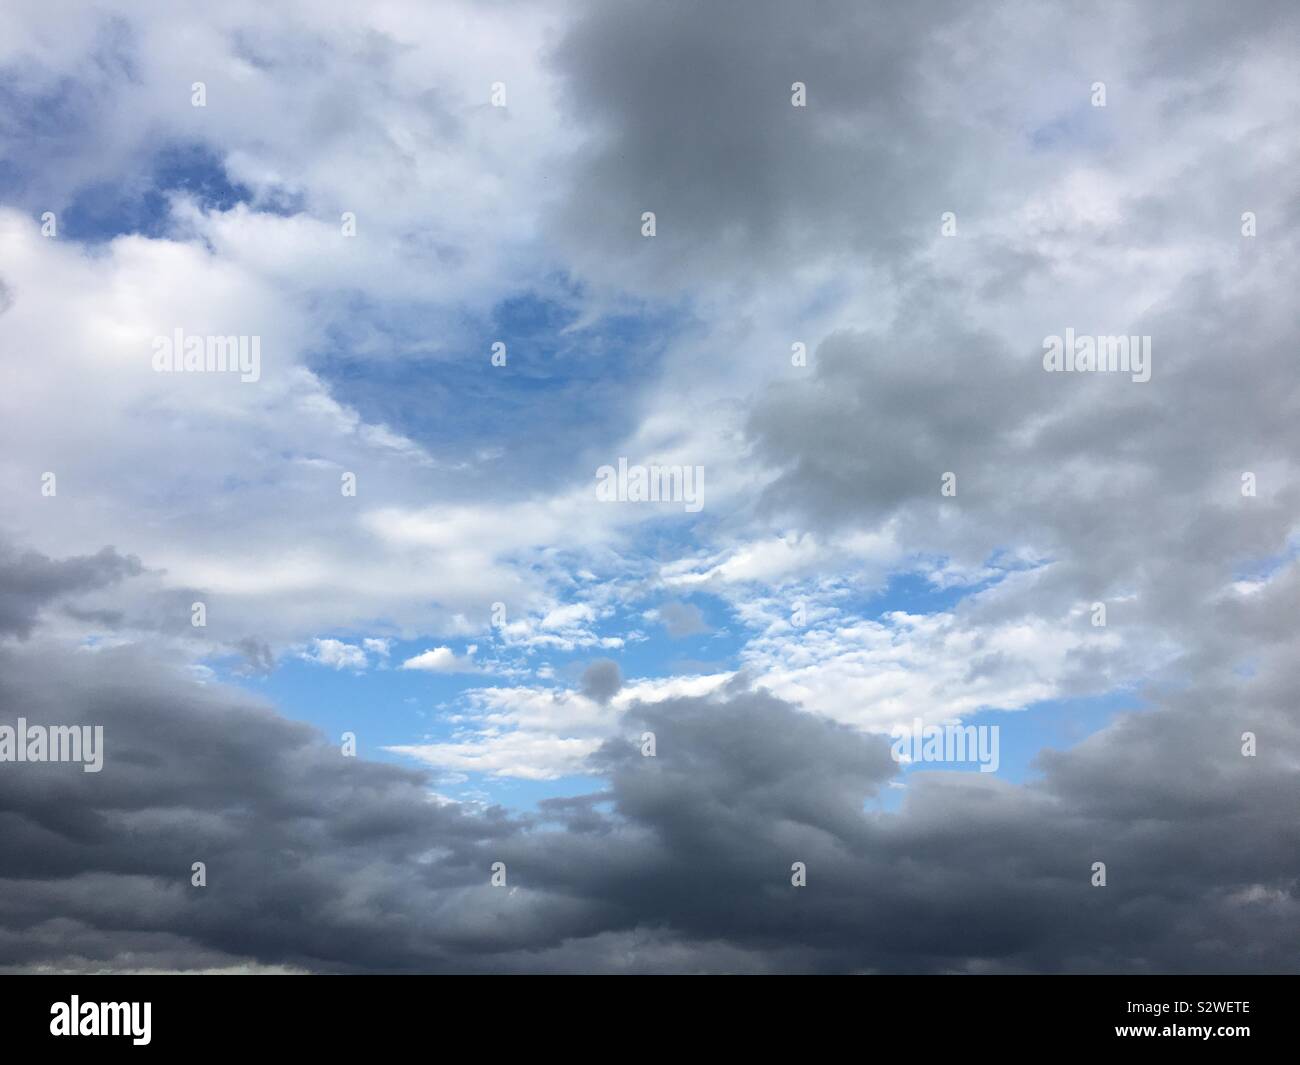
[0,0,1297,973]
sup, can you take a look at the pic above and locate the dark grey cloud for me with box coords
[548,0,969,290]
[741,263,1300,699]
[1,629,1296,973]
[580,658,623,704]
[0,543,142,638]
[0,637,520,973]
[0,547,1295,973]
[548,0,1299,297]
[230,637,275,676]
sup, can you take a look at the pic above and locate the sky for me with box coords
[0,0,1298,973]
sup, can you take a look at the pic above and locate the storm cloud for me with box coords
[1,592,1296,973]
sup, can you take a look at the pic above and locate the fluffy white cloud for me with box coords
[300,638,369,671]
[401,645,480,674]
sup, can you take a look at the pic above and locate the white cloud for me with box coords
[300,638,369,671]
[389,671,731,780]
[401,646,479,674]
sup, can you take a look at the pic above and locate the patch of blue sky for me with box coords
[823,559,1014,622]
[214,586,742,805]
[219,570,1144,813]
[226,646,469,754]
[228,647,614,809]
[1230,538,1299,583]
[213,536,1089,814]
[63,142,253,241]
[607,591,745,678]
[474,774,612,814]
[868,687,1147,813]
[861,569,987,616]
[0,105,304,240]
[308,287,689,498]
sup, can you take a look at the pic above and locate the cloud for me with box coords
[579,658,623,704]
[300,638,369,671]
[651,600,710,639]
[388,671,729,782]
[2,623,1298,973]
[2,0,1298,975]
[0,544,143,639]
[400,645,479,674]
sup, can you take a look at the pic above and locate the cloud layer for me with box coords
[0,0,1297,972]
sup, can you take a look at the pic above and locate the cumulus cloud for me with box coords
[300,638,370,671]
[400,645,480,674]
